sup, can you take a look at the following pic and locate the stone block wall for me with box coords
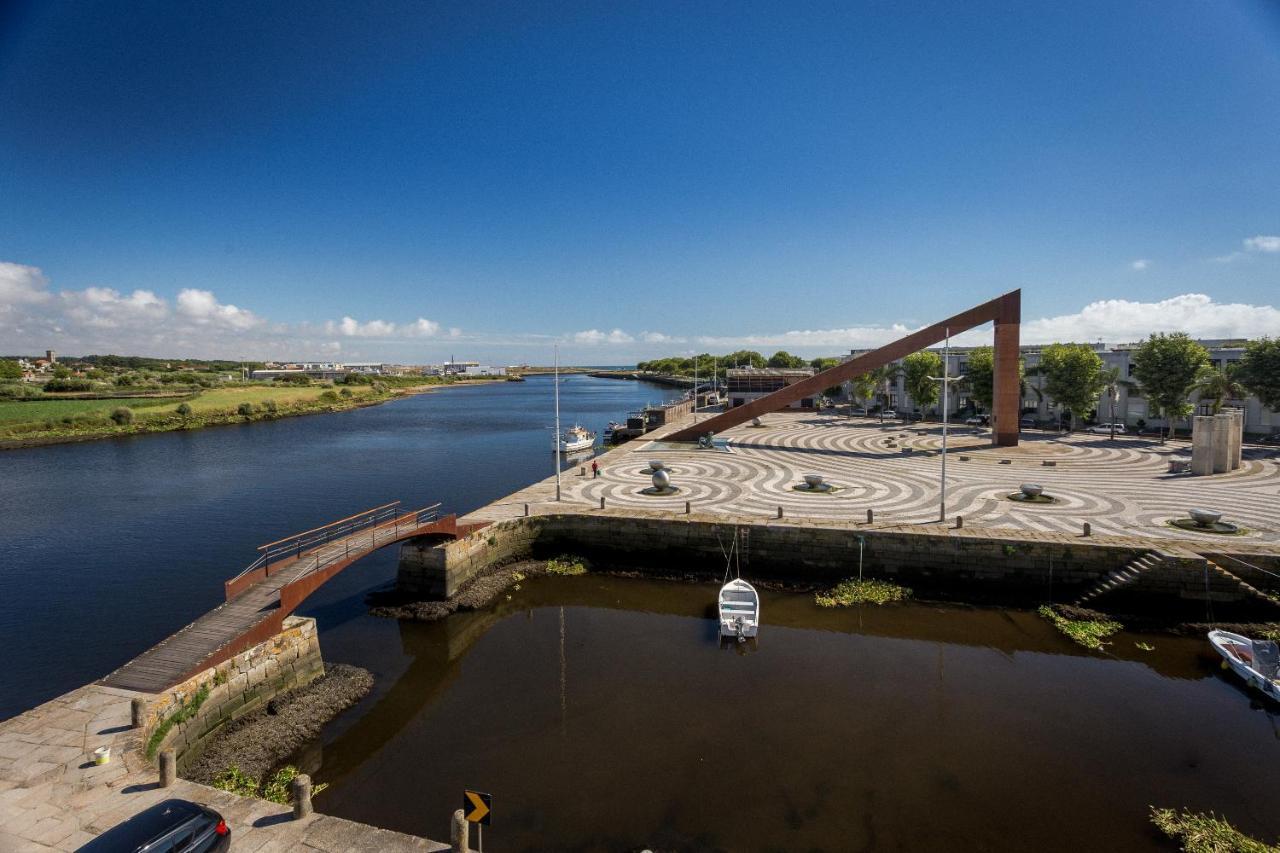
[140,616,324,772]
[398,511,1160,601]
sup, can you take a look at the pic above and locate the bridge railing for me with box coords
[225,501,443,600]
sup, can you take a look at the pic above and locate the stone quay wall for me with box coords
[140,615,324,772]
[399,510,1157,599]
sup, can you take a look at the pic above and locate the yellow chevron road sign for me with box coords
[463,789,492,825]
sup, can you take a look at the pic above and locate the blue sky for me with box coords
[2,0,1279,363]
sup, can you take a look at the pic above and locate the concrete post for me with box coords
[1212,413,1231,473]
[292,773,313,819]
[523,503,529,517]
[1083,522,1091,537]
[955,515,963,529]
[776,506,783,519]
[131,697,147,729]
[599,496,606,509]
[159,749,177,788]
[685,501,691,514]
[1191,416,1214,476]
[1230,408,1243,469]
[866,508,874,523]
[451,809,470,853]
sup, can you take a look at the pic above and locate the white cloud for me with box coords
[407,317,440,337]
[0,262,52,308]
[1244,235,1280,253]
[176,289,262,330]
[1013,294,1280,344]
[61,287,167,329]
[327,316,397,338]
[640,331,683,344]
[1130,259,1150,271]
[572,328,635,345]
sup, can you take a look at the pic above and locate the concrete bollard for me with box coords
[292,773,313,820]
[600,496,606,509]
[131,697,147,729]
[866,508,874,524]
[776,506,784,519]
[523,503,529,517]
[580,466,586,476]
[1083,522,1091,537]
[451,809,470,853]
[685,501,691,514]
[159,749,177,788]
[956,515,963,529]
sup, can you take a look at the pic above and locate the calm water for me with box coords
[4,375,1279,851]
[0,375,679,719]
[307,577,1280,852]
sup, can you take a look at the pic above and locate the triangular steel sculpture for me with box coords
[667,289,1021,447]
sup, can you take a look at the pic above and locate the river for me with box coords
[0,374,678,720]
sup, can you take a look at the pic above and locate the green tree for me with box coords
[0,359,21,380]
[1035,343,1107,432]
[902,351,943,414]
[723,350,766,369]
[767,350,807,369]
[1130,333,1210,441]
[845,372,877,408]
[109,406,134,426]
[963,346,995,411]
[1098,366,1137,440]
[1193,362,1245,415]
[870,363,903,419]
[176,402,193,419]
[1237,337,1280,411]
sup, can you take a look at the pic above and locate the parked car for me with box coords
[81,799,230,853]
[1018,417,1036,429]
[850,407,869,417]
[881,409,898,419]
[1086,423,1126,435]
[964,415,989,426]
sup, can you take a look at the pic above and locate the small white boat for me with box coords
[719,578,760,641]
[1209,629,1280,700]
[556,425,595,453]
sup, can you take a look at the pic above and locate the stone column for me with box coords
[1229,408,1243,469]
[1191,416,1214,475]
[1212,413,1232,473]
[451,809,470,853]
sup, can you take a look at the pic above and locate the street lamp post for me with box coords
[927,327,959,523]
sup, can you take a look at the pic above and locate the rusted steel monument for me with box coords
[668,289,1022,447]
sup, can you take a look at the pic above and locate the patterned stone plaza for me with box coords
[552,412,1280,544]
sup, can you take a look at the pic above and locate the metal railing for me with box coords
[226,501,442,589]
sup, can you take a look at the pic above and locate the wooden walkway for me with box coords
[102,504,452,693]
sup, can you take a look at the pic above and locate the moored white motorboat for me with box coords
[556,425,595,453]
[1209,629,1280,700]
[719,578,760,641]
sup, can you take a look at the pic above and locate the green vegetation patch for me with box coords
[1038,605,1122,651]
[545,555,588,576]
[816,578,912,607]
[145,683,211,759]
[1151,807,1279,853]
[213,764,327,804]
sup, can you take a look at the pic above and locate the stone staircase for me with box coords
[1074,552,1161,606]
[1207,560,1280,609]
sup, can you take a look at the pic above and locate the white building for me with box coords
[462,365,506,377]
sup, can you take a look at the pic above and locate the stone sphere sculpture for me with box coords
[652,469,671,491]
[648,460,665,472]
[1020,483,1044,498]
[752,416,762,427]
[804,473,825,489]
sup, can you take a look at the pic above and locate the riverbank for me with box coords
[0,376,504,451]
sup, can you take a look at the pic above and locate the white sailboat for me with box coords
[719,577,760,640]
[717,527,759,641]
[1209,629,1280,700]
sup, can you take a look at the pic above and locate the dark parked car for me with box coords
[1019,417,1036,429]
[78,799,230,852]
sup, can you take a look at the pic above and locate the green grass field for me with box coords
[0,384,378,430]
[0,396,187,424]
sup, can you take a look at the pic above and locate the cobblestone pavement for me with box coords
[0,684,448,852]
[547,412,1280,543]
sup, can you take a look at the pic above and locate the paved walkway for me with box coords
[0,684,448,852]
[471,411,1280,544]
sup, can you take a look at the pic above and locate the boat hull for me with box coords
[718,578,760,640]
[1209,629,1280,700]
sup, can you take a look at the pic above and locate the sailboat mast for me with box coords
[554,344,561,501]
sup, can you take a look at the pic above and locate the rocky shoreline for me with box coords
[183,662,373,787]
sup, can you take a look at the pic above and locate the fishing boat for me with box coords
[719,578,760,641]
[602,421,622,444]
[1209,629,1280,700]
[556,425,595,453]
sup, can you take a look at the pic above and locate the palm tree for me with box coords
[1100,366,1138,440]
[1193,363,1245,415]
[870,363,903,423]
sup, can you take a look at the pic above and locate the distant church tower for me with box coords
[46,350,56,364]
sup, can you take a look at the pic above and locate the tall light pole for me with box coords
[927,327,958,523]
[554,344,561,502]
